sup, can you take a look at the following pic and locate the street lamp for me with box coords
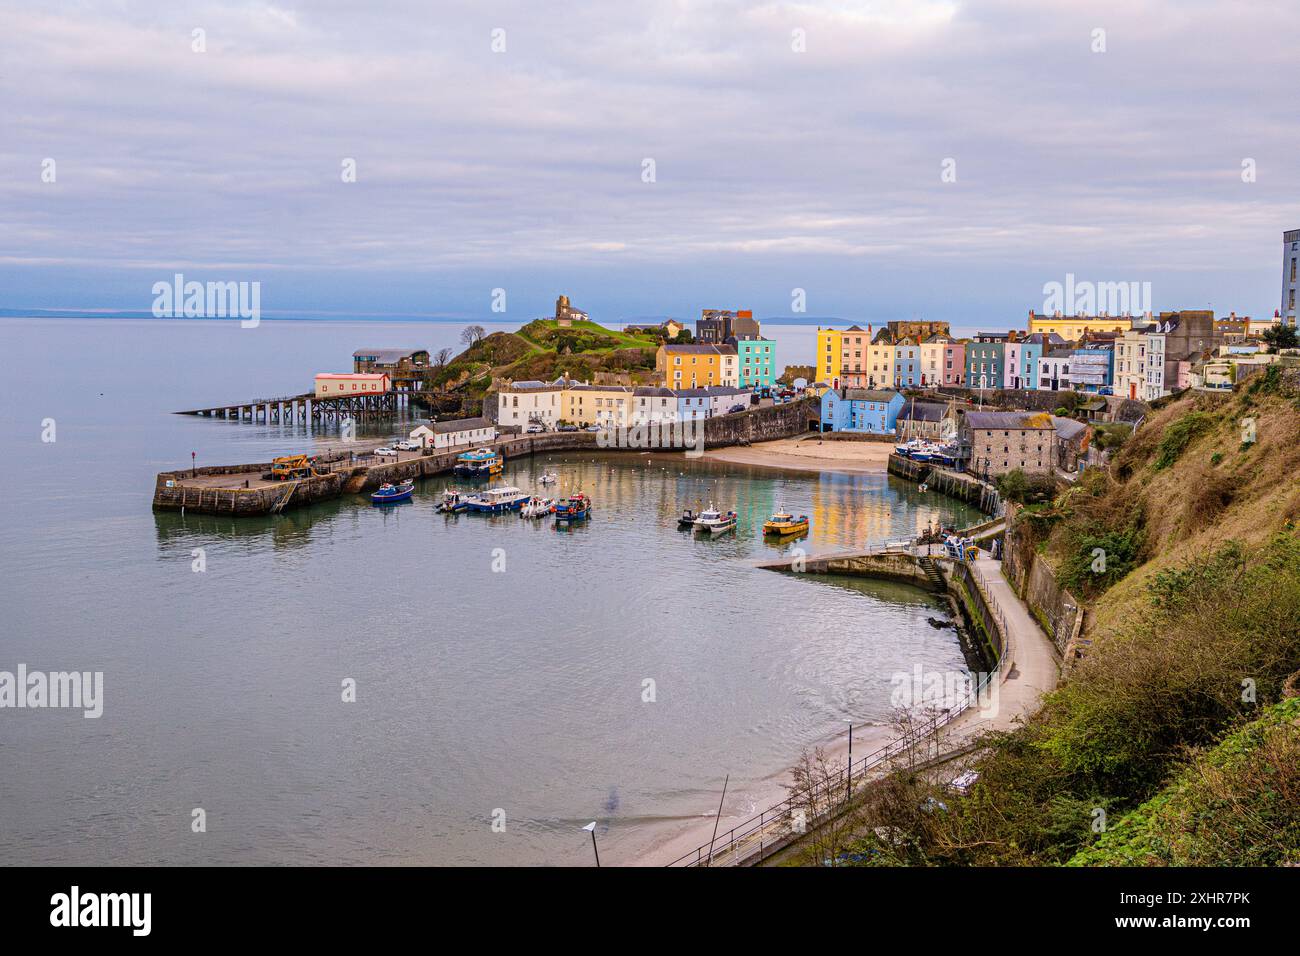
[582,821,600,867]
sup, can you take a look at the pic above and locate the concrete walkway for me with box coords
[938,553,1060,748]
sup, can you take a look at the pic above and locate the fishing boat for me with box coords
[538,471,558,485]
[693,506,737,535]
[437,489,469,513]
[553,493,591,522]
[762,509,809,536]
[519,496,554,518]
[677,508,698,529]
[370,478,414,504]
[464,485,531,514]
[454,447,503,478]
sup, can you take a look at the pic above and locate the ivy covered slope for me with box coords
[839,368,1300,867]
[1068,695,1300,866]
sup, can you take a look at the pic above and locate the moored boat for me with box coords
[538,471,558,485]
[693,506,737,535]
[437,488,469,513]
[454,447,503,478]
[553,493,591,522]
[464,485,531,514]
[520,496,554,518]
[370,478,415,504]
[762,509,809,536]
[677,508,698,528]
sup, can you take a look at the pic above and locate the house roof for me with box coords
[503,380,561,391]
[429,416,491,434]
[352,349,427,362]
[633,386,676,397]
[662,343,736,355]
[1051,416,1088,441]
[315,372,388,380]
[898,401,949,422]
[964,411,1055,430]
[842,388,901,403]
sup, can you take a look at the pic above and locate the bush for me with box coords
[1069,696,1300,866]
[1153,411,1212,470]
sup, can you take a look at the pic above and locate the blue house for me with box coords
[893,339,921,388]
[820,388,905,435]
[676,387,711,420]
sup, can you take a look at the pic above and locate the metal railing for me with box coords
[665,552,1012,868]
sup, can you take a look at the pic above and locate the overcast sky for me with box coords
[1,0,1296,329]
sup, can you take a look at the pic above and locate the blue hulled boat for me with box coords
[370,479,414,504]
[464,485,531,514]
[553,493,591,522]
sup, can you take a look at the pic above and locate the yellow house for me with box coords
[656,344,738,389]
[562,384,634,427]
[816,328,842,387]
[1027,311,1134,341]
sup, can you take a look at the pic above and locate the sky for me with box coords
[1,0,1297,332]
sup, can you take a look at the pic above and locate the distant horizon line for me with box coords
[0,307,895,328]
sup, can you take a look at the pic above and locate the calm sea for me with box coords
[0,317,979,865]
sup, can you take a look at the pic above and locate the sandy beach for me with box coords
[703,436,893,474]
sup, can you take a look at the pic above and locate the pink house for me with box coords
[942,341,965,386]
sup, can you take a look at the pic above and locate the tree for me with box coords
[784,746,863,866]
[433,347,453,369]
[1262,323,1298,351]
[461,325,486,348]
[996,468,1029,503]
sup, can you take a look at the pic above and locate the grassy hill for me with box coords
[838,366,1300,867]
[427,320,664,412]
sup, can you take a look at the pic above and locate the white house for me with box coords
[631,386,678,424]
[704,385,751,416]
[1036,352,1073,391]
[497,380,564,429]
[411,416,496,450]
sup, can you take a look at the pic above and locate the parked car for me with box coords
[374,446,398,457]
[393,440,419,451]
[557,424,579,432]
[727,403,747,414]
[525,423,545,434]
[585,424,601,432]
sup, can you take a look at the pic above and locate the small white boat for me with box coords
[519,496,554,518]
[538,471,558,485]
[693,506,737,535]
[437,488,469,513]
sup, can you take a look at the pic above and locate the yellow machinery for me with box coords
[271,455,319,481]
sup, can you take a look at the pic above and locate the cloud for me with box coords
[0,0,1295,322]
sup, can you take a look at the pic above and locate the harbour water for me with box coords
[0,317,980,865]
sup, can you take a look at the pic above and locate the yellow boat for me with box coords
[762,510,809,536]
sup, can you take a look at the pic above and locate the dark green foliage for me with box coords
[1153,411,1211,469]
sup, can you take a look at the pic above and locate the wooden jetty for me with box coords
[174,390,416,423]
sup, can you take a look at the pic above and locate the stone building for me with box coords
[960,410,1058,476]
[896,399,958,440]
[554,294,589,327]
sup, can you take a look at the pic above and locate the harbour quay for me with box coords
[153,399,819,517]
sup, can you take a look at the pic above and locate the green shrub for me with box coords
[1153,411,1211,470]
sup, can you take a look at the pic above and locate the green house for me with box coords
[733,337,776,389]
